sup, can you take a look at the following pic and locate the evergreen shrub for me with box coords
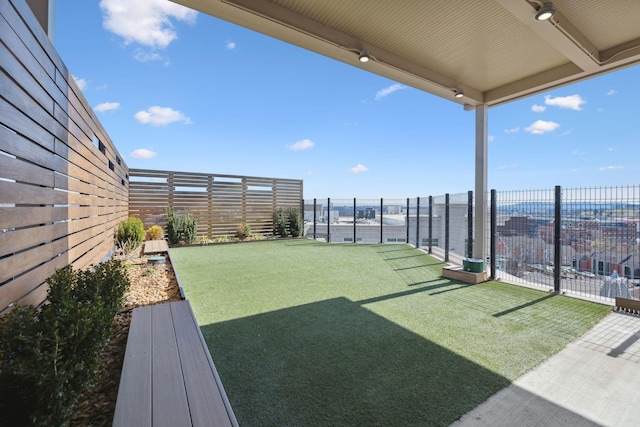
[116,216,145,248]
[0,260,130,426]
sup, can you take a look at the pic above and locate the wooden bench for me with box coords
[113,300,238,427]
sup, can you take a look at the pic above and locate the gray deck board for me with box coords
[171,300,236,427]
[113,300,237,427]
[144,239,169,254]
[112,306,153,427]
[151,302,191,426]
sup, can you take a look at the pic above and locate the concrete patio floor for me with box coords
[452,311,640,426]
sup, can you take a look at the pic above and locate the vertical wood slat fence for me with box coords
[129,169,303,239]
[0,0,129,313]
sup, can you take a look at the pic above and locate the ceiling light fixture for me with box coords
[359,49,370,63]
[535,2,555,21]
[454,90,464,98]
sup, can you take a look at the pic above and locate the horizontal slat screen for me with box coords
[129,169,302,238]
[0,0,129,313]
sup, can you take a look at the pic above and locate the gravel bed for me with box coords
[68,255,181,427]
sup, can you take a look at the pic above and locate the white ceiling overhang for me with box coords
[171,0,640,109]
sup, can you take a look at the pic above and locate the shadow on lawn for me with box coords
[199,297,592,426]
[203,297,492,426]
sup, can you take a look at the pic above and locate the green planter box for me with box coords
[463,258,484,273]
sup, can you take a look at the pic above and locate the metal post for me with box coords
[467,190,473,259]
[353,197,357,243]
[428,196,433,254]
[490,190,497,280]
[445,193,450,263]
[380,198,384,244]
[327,197,331,243]
[406,198,410,244]
[416,197,420,248]
[301,198,305,235]
[554,185,561,292]
[313,198,317,240]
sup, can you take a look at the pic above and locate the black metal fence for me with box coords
[305,185,640,303]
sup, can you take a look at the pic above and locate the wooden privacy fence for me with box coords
[0,0,129,313]
[129,169,303,238]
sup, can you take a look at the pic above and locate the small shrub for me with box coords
[166,207,181,245]
[114,238,139,260]
[196,236,214,245]
[166,208,197,245]
[116,216,145,248]
[0,260,130,426]
[235,222,251,241]
[250,233,266,241]
[274,208,288,237]
[213,236,233,243]
[182,211,197,244]
[145,225,163,241]
[287,207,302,237]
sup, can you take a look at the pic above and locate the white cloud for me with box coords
[72,75,87,91]
[375,83,405,100]
[225,40,236,50]
[134,106,192,126]
[608,147,614,152]
[544,94,586,111]
[133,49,165,63]
[488,135,495,142]
[607,89,618,96]
[349,164,369,174]
[571,150,586,161]
[598,165,623,171]
[531,104,546,113]
[525,120,559,134]
[286,139,314,151]
[100,0,197,49]
[130,148,157,159]
[505,127,520,134]
[94,102,120,113]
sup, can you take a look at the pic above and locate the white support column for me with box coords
[473,104,488,262]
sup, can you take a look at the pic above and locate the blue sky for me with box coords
[54,0,640,199]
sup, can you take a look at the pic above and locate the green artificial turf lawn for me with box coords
[170,240,611,426]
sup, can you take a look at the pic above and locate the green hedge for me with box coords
[0,260,130,426]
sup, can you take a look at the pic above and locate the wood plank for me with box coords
[0,94,55,152]
[0,255,67,313]
[113,306,153,427]
[15,281,49,309]
[442,266,487,284]
[0,153,54,187]
[1,0,56,80]
[0,180,61,205]
[0,237,68,287]
[171,300,237,427]
[0,213,122,257]
[144,240,169,254]
[0,205,122,232]
[151,303,192,427]
[615,297,640,313]
[0,39,55,115]
[0,124,63,171]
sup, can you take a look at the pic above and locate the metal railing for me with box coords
[306,185,640,304]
